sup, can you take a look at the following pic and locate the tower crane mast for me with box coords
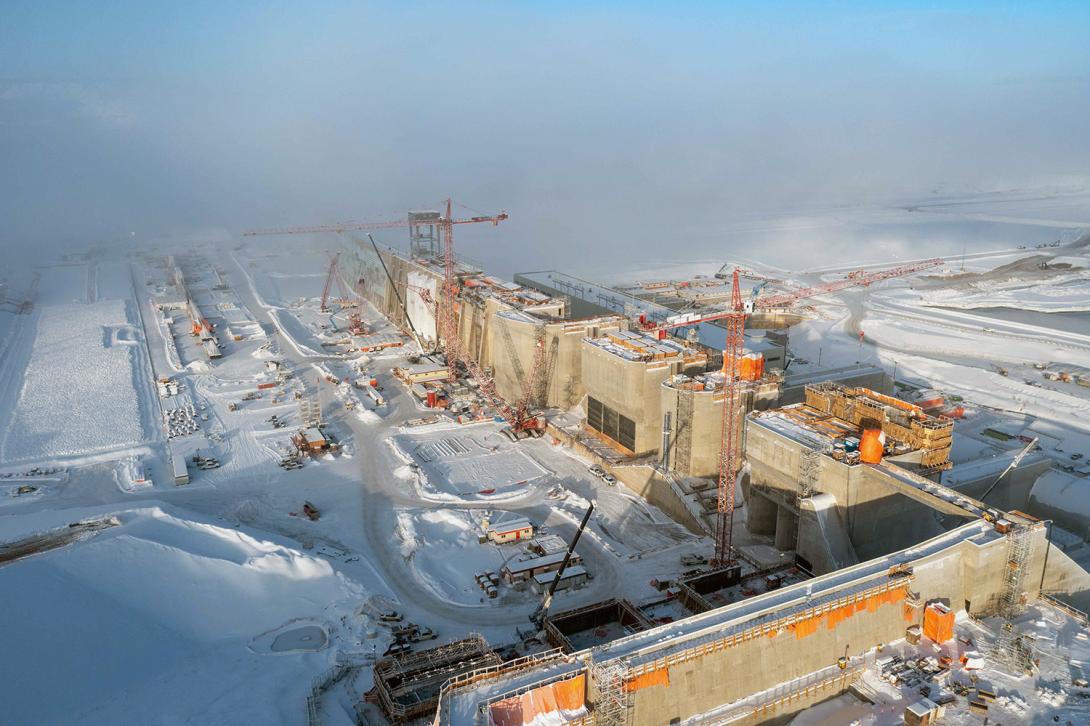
[320,252,342,313]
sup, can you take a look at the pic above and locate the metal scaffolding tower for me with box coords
[675,388,694,474]
[591,658,631,726]
[992,525,1036,672]
[797,448,823,502]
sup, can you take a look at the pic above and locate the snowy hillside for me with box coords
[0,506,369,725]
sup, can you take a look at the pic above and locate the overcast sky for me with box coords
[3,1,1089,276]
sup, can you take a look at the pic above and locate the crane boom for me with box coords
[657,258,942,334]
[980,437,1039,503]
[241,210,508,237]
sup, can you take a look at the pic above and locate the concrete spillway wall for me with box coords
[660,379,780,478]
[347,242,610,410]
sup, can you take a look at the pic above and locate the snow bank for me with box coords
[0,506,366,725]
[0,300,151,464]
[1029,470,1090,528]
[918,266,1090,313]
[394,508,508,606]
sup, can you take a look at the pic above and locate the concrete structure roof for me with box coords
[516,270,783,352]
[488,517,532,535]
[533,565,587,585]
[503,550,579,574]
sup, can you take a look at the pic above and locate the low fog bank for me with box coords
[2,3,1089,276]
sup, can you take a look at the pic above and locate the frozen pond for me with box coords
[270,625,328,652]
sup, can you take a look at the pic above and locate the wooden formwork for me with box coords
[804,383,952,470]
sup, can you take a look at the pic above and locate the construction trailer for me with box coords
[531,565,588,595]
[170,446,189,485]
[501,551,583,585]
[292,427,330,455]
[482,517,534,544]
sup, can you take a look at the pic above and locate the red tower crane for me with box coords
[242,199,508,383]
[653,258,944,563]
[320,252,342,312]
[347,275,368,335]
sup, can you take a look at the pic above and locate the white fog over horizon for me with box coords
[3,2,1090,278]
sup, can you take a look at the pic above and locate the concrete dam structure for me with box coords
[434,518,1059,725]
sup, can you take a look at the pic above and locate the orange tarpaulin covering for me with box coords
[859,428,885,464]
[488,674,587,726]
[738,353,765,381]
[623,668,670,693]
[554,676,585,712]
[923,603,955,644]
[788,587,908,639]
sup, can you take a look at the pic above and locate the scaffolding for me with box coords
[674,387,694,474]
[803,382,953,470]
[298,376,323,428]
[590,658,631,726]
[797,447,823,501]
[992,525,1037,673]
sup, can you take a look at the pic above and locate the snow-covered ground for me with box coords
[390,424,550,501]
[0,263,158,467]
[0,506,374,726]
[394,507,511,607]
[3,222,1087,724]
[786,244,1090,449]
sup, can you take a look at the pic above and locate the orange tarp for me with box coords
[554,675,586,712]
[923,603,955,644]
[488,674,587,726]
[788,587,908,639]
[859,428,884,464]
[623,668,670,693]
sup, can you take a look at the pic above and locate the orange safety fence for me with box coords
[787,586,908,640]
[623,667,670,693]
[488,674,587,726]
